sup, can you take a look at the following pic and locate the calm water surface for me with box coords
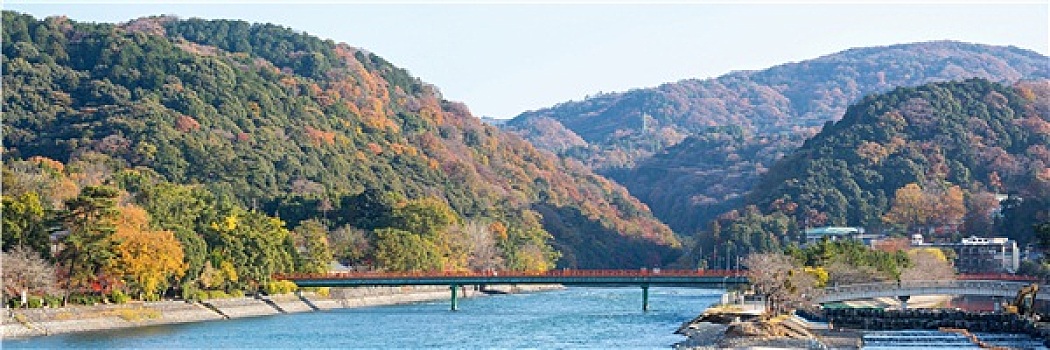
[5,287,722,348]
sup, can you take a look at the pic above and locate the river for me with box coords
[863,330,1048,349]
[4,287,723,348]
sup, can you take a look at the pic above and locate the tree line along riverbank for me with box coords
[2,285,561,339]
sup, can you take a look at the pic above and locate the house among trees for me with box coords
[804,226,883,246]
[912,234,1021,273]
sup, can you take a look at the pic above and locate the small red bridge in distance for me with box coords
[956,273,1039,282]
[272,270,1040,311]
[273,269,748,311]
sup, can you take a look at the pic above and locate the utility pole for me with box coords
[725,244,730,270]
[697,247,703,269]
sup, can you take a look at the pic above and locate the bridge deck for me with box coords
[272,270,1042,311]
[819,280,1048,303]
[275,269,748,287]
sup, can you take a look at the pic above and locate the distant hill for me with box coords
[692,79,1049,262]
[1,12,678,269]
[753,78,1049,230]
[507,41,1050,234]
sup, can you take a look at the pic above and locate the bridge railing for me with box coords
[274,269,747,281]
[821,279,1039,300]
[957,273,1039,282]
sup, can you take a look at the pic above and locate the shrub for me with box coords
[181,284,200,301]
[229,290,244,298]
[26,296,43,308]
[44,295,63,308]
[109,290,131,304]
[67,295,84,305]
[264,280,297,295]
[7,297,20,308]
[301,287,330,297]
[69,294,102,305]
[191,291,208,301]
[206,290,228,299]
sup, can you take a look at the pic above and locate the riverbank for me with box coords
[676,311,863,349]
[672,298,863,349]
[2,284,562,339]
[675,295,1049,350]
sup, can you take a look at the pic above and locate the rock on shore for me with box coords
[674,304,864,350]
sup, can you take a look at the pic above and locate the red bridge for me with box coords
[273,270,1040,311]
[274,269,748,311]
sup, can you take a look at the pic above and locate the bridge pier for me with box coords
[642,284,650,312]
[450,284,458,311]
[897,295,910,310]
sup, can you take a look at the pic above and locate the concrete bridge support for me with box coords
[897,295,910,310]
[447,283,654,312]
[642,284,650,312]
[450,284,458,311]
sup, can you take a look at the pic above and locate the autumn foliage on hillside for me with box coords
[1,8,680,307]
[508,41,1049,237]
[684,79,1050,268]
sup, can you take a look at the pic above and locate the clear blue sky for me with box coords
[7,1,1048,119]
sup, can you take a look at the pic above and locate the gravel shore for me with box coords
[673,299,866,350]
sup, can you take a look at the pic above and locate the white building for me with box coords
[804,226,883,245]
[913,235,1020,273]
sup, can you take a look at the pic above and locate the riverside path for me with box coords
[274,269,748,311]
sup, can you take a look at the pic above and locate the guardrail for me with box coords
[274,269,749,311]
[819,280,1047,303]
[957,273,1039,282]
[274,269,747,281]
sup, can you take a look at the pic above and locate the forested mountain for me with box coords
[684,79,1050,267]
[603,127,809,235]
[1,9,680,304]
[507,41,1049,234]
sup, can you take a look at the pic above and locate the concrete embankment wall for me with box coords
[319,285,475,309]
[204,297,280,318]
[2,301,223,337]
[3,284,562,339]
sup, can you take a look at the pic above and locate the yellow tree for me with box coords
[883,183,929,233]
[436,225,471,272]
[514,243,553,273]
[389,197,462,271]
[885,183,967,235]
[930,185,966,228]
[111,205,187,299]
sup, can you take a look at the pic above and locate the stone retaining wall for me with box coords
[825,308,1050,346]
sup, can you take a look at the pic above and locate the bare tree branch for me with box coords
[2,246,58,300]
